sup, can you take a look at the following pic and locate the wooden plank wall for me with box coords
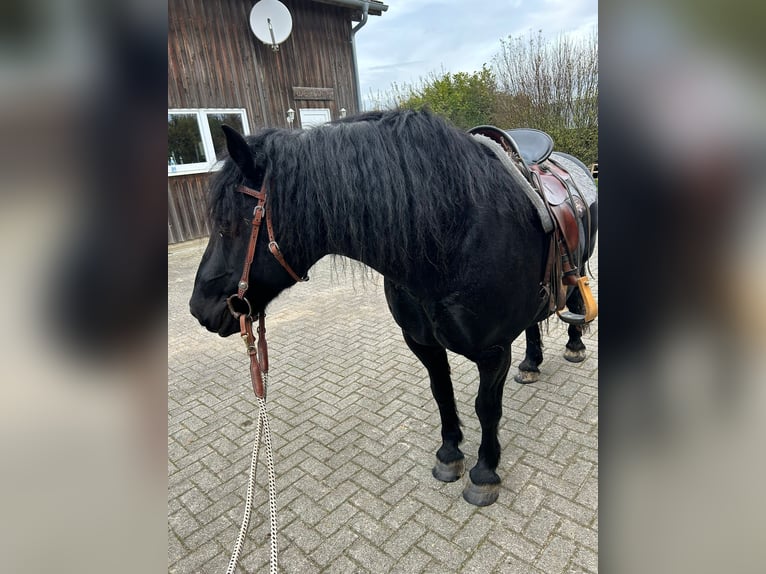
[168,0,360,242]
[168,173,211,243]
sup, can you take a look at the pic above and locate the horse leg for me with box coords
[402,333,465,483]
[563,288,587,363]
[514,325,543,384]
[463,345,513,506]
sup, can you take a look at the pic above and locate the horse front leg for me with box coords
[463,345,513,506]
[515,324,544,384]
[402,333,465,482]
[563,288,587,363]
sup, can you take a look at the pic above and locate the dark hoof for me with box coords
[432,457,465,483]
[462,476,500,506]
[563,348,587,363]
[514,369,539,384]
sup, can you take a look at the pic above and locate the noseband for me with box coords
[225,182,308,397]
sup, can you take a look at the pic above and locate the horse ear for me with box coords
[221,124,256,179]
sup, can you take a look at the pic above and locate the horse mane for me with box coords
[208,109,535,273]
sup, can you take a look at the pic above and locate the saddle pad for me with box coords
[472,133,554,233]
[549,153,598,208]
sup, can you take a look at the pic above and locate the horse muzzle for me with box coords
[189,296,240,337]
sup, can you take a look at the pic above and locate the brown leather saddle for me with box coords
[468,125,598,325]
[530,162,585,257]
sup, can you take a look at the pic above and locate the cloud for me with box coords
[356,0,598,108]
[365,60,428,72]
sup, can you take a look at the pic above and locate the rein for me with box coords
[223,181,306,573]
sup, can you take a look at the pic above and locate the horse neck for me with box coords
[269,157,449,282]
[269,190,389,279]
[280,222,400,280]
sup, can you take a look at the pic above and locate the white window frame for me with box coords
[168,108,250,176]
[299,108,332,129]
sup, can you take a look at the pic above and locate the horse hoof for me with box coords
[462,476,500,506]
[563,348,587,363]
[432,457,465,483]
[514,370,539,384]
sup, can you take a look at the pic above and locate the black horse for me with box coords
[190,109,597,506]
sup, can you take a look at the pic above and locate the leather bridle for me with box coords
[225,181,308,397]
[233,182,308,296]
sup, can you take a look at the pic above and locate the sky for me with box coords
[354,0,598,109]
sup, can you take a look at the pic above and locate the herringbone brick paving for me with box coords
[169,239,598,573]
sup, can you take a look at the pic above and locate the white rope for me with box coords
[226,373,279,574]
[260,391,279,573]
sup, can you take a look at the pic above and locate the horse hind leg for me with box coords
[515,325,543,384]
[463,345,513,506]
[563,288,587,363]
[402,333,465,482]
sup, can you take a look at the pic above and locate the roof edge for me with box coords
[309,0,388,18]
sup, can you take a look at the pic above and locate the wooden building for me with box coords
[168,0,388,243]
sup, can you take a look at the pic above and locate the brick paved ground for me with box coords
[169,239,598,573]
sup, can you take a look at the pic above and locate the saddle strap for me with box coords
[548,156,594,278]
[549,203,581,258]
[540,232,566,314]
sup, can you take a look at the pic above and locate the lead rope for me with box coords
[225,313,279,574]
[225,383,278,574]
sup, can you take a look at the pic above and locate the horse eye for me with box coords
[218,227,230,238]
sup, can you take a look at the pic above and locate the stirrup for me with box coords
[557,276,598,325]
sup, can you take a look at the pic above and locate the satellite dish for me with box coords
[249,0,293,51]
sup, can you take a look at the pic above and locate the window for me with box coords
[168,108,249,176]
[299,108,332,129]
